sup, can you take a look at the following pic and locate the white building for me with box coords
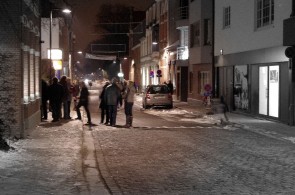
[215,0,292,124]
[140,1,161,89]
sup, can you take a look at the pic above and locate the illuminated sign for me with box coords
[48,49,63,60]
[53,60,62,70]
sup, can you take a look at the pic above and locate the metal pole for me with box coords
[49,10,52,84]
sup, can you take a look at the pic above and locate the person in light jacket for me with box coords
[123,80,136,128]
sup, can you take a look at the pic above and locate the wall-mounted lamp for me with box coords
[220,49,223,55]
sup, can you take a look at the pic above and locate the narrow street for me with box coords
[2,83,295,194]
[87,83,295,194]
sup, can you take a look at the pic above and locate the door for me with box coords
[259,65,279,117]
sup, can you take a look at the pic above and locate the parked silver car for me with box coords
[142,84,173,109]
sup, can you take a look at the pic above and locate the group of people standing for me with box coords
[42,76,136,128]
[41,76,90,123]
[99,77,136,128]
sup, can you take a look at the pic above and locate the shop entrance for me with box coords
[259,65,279,117]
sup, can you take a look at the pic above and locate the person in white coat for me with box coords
[123,80,136,128]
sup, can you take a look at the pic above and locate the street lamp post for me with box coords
[49,8,71,83]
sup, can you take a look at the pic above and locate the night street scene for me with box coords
[2,0,295,194]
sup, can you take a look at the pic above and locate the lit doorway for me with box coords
[259,65,279,117]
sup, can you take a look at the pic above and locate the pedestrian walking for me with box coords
[59,76,71,119]
[48,77,64,122]
[72,80,80,111]
[123,80,136,128]
[41,79,49,120]
[220,96,229,122]
[99,81,110,124]
[104,78,121,127]
[167,80,173,94]
[75,81,91,124]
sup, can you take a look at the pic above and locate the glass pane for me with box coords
[268,66,279,117]
[234,65,249,110]
[259,66,268,115]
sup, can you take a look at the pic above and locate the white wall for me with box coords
[41,18,60,59]
[214,0,292,56]
[189,0,212,64]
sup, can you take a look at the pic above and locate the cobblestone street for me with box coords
[91,116,295,194]
[2,88,295,194]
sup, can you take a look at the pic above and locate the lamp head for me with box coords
[62,9,71,13]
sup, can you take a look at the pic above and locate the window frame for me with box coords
[255,0,274,29]
[223,6,231,29]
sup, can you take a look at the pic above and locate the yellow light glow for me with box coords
[53,60,62,70]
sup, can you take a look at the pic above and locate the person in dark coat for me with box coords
[99,81,110,124]
[104,78,121,127]
[41,79,49,120]
[75,81,91,124]
[167,80,174,94]
[48,77,64,122]
[59,75,70,119]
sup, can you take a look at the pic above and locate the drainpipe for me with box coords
[212,0,216,97]
[285,0,295,125]
[291,0,295,17]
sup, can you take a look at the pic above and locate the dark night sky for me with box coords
[70,0,154,74]
[72,0,154,52]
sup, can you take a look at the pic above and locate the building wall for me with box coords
[131,44,142,90]
[0,0,41,138]
[214,0,292,56]
[188,0,213,101]
[189,0,212,65]
[214,0,292,124]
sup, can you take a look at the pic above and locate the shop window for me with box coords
[234,65,249,110]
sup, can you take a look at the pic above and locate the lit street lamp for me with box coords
[49,8,71,82]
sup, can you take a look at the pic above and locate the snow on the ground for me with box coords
[282,137,295,143]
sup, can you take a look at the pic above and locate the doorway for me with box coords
[259,65,279,117]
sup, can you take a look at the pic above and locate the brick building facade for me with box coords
[0,0,41,138]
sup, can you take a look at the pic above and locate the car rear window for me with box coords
[147,86,169,94]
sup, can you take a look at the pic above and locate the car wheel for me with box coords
[143,101,148,109]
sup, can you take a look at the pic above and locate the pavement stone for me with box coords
[2,91,295,194]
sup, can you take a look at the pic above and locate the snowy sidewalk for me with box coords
[173,99,295,144]
[0,118,88,195]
